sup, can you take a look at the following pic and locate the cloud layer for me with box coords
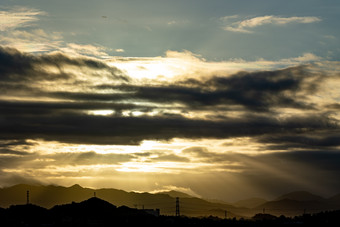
[1,47,338,145]
[0,46,340,199]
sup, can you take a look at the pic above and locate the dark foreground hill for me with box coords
[0,197,339,227]
[0,197,159,226]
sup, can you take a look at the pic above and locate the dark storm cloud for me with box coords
[94,66,312,112]
[0,139,34,155]
[0,100,138,115]
[259,132,340,150]
[0,107,336,145]
[0,46,128,85]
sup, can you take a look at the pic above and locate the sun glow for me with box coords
[109,59,181,80]
[87,110,114,116]
[115,161,209,173]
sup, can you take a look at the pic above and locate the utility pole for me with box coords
[175,197,180,217]
[26,190,29,205]
[94,191,96,198]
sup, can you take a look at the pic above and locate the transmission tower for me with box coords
[26,190,30,205]
[175,197,180,216]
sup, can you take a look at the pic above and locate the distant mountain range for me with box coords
[2,196,339,226]
[0,184,339,218]
[254,191,340,217]
[274,191,324,202]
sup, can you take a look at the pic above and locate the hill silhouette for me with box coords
[51,197,117,218]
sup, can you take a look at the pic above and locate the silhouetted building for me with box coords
[144,208,160,217]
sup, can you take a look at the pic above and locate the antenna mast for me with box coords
[175,197,180,216]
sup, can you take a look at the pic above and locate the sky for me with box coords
[0,0,340,202]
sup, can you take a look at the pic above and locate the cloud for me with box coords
[152,185,201,198]
[287,53,323,62]
[0,101,336,145]
[220,15,239,22]
[0,29,62,53]
[0,6,45,31]
[0,148,31,156]
[0,7,57,53]
[62,43,110,58]
[258,132,340,151]
[0,46,339,196]
[223,15,321,33]
[108,50,324,83]
[167,19,189,26]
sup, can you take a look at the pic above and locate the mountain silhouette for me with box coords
[255,199,325,217]
[275,191,324,202]
[328,193,340,203]
[255,191,340,217]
